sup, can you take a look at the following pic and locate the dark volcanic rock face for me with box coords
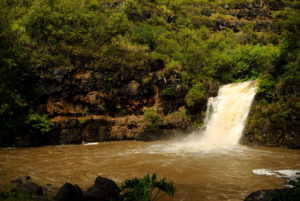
[32,63,195,145]
[15,58,219,146]
[44,68,156,117]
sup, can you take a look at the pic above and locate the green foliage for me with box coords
[0,84,27,118]
[257,73,275,100]
[134,24,167,50]
[161,87,175,97]
[26,113,51,134]
[275,8,300,97]
[120,173,175,201]
[0,0,299,147]
[81,107,90,115]
[278,61,300,96]
[142,75,152,84]
[0,98,26,142]
[242,95,300,147]
[143,108,161,132]
[124,0,142,21]
[243,5,300,148]
[207,44,280,82]
[78,117,87,125]
[185,82,205,107]
[163,107,189,126]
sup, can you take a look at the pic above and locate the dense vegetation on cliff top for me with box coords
[0,0,299,147]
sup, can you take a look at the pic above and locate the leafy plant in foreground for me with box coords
[120,173,175,201]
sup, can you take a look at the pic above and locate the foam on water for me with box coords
[82,142,99,146]
[253,168,300,179]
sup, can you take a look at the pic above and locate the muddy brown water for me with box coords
[0,141,299,201]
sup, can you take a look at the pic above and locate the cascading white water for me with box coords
[198,80,257,147]
[165,80,257,152]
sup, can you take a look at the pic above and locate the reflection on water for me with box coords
[0,141,299,201]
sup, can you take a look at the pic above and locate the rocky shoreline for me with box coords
[2,175,299,201]
[1,175,119,201]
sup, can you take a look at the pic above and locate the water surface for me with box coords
[0,141,299,201]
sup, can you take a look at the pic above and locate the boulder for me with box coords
[55,183,83,201]
[244,189,290,201]
[84,176,119,201]
[11,182,43,196]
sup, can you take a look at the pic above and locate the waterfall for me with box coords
[198,80,257,147]
[165,80,257,152]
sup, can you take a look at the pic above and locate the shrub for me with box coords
[278,61,300,96]
[143,107,160,132]
[124,0,142,21]
[133,24,167,50]
[257,73,275,100]
[26,113,51,134]
[185,82,205,107]
[163,107,189,125]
